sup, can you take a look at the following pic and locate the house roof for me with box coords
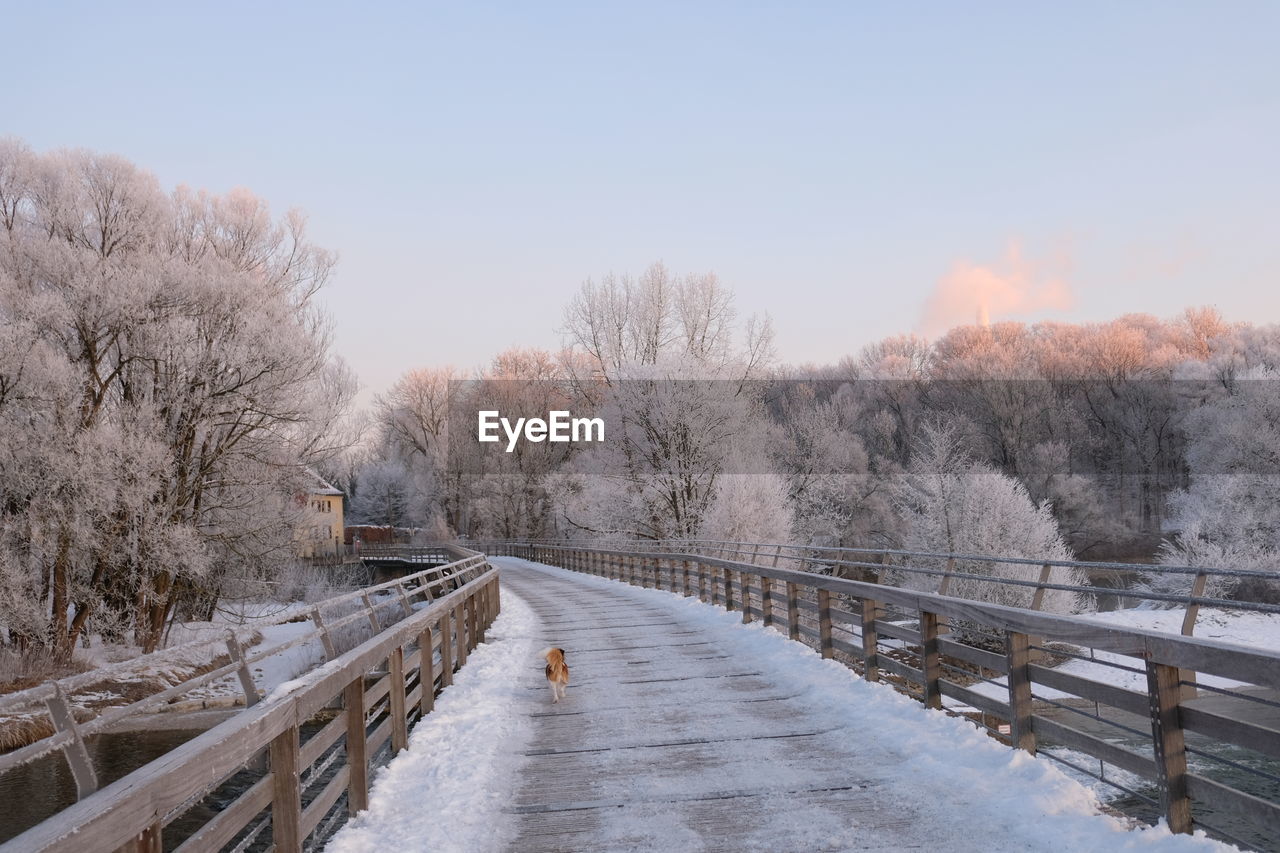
[305,468,344,497]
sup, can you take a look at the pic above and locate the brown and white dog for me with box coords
[540,647,569,703]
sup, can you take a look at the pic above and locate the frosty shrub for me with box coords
[1151,371,1280,604]
[700,459,795,546]
[893,423,1085,615]
[271,561,367,604]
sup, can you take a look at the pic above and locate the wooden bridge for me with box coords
[2,544,1278,851]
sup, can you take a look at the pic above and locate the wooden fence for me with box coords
[501,537,1280,637]
[0,557,501,853]
[491,542,1280,848]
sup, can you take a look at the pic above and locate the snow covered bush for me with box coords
[700,458,795,546]
[893,423,1085,614]
[1152,369,1280,603]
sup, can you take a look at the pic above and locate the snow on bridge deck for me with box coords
[326,559,1229,853]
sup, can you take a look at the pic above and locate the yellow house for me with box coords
[296,471,345,558]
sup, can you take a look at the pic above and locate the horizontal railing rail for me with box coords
[491,542,1280,849]
[0,552,499,853]
[482,537,1280,636]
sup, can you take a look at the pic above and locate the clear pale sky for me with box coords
[5,2,1278,404]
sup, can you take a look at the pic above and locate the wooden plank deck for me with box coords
[499,562,925,852]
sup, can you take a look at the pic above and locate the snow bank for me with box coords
[324,588,538,853]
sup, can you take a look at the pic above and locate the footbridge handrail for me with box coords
[496,537,1280,636]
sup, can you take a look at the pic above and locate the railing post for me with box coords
[269,724,302,851]
[920,611,942,710]
[938,556,955,597]
[786,582,800,641]
[361,592,381,635]
[723,567,735,612]
[817,589,834,659]
[344,677,369,814]
[741,573,752,623]
[467,594,479,651]
[395,582,414,618]
[1147,661,1193,834]
[1006,631,1036,753]
[45,682,98,800]
[389,646,408,754]
[760,576,774,627]
[225,631,260,708]
[418,626,435,716]
[860,598,879,681]
[454,605,468,666]
[1030,563,1053,611]
[935,557,956,635]
[698,562,708,602]
[682,560,691,597]
[439,613,454,686]
[1182,571,1208,637]
[311,608,337,660]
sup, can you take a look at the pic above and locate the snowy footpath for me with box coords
[326,558,1236,853]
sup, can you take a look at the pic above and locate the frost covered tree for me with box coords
[893,423,1084,613]
[558,263,775,540]
[0,139,354,657]
[774,389,899,549]
[364,366,461,532]
[1154,367,1280,602]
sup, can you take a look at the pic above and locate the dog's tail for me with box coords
[539,647,557,660]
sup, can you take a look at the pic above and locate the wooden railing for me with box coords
[498,537,1280,637]
[0,555,488,791]
[0,554,501,853]
[490,542,1280,848]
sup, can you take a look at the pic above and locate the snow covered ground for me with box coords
[325,587,539,852]
[323,558,1238,852]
